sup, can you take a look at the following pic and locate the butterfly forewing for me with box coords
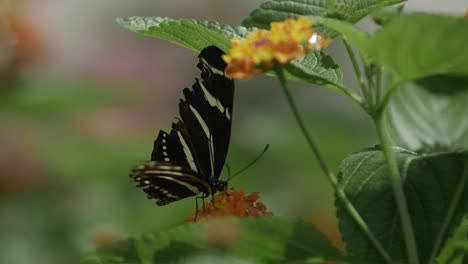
[130,46,234,206]
[178,46,234,179]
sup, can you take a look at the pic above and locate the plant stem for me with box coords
[364,64,376,110]
[342,40,369,105]
[377,80,401,116]
[428,159,468,263]
[274,67,393,264]
[325,82,364,108]
[265,70,364,108]
[374,115,419,264]
[375,67,382,106]
[274,67,333,182]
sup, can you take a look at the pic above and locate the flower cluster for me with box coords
[222,17,331,79]
[186,188,272,223]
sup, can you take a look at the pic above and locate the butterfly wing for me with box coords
[150,123,198,172]
[178,46,234,179]
[130,46,233,206]
[130,161,211,206]
[131,121,212,205]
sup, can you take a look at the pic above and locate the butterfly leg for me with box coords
[193,194,208,222]
[201,193,209,210]
[194,196,201,222]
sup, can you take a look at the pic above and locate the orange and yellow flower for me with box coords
[222,16,331,79]
[186,188,272,223]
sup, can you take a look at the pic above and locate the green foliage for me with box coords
[386,76,468,152]
[116,17,345,89]
[241,0,406,36]
[283,50,343,86]
[317,13,468,89]
[315,17,371,61]
[116,17,249,53]
[438,218,468,264]
[112,2,468,264]
[371,5,405,25]
[369,13,468,83]
[84,217,347,264]
[336,148,468,263]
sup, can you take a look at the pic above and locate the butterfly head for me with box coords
[211,179,228,193]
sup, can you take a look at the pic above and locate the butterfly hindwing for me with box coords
[131,162,210,206]
[130,45,233,206]
[150,122,198,172]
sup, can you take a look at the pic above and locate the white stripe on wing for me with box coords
[198,80,231,120]
[189,105,216,177]
[177,131,198,172]
[157,176,201,194]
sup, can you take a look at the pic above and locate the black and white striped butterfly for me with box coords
[130,46,234,206]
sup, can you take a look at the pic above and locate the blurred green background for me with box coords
[0,1,465,263]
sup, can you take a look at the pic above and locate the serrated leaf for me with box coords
[386,76,468,152]
[336,148,468,263]
[369,13,468,83]
[242,0,405,36]
[282,50,343,86]
[117,17,251,53]
[117,17,344,88]
[85,217,347,264]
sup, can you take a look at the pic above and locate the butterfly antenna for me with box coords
[224,163,232,178]
[227,144,270,182]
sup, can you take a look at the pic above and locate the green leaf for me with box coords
[116,17,251,53]
[442,241,468,264]
[437,217,468,264]
[385,76,468,152]
[85,217,346,264]
[117,17,345,89]
[371,5,404,26]
[282,50,343,86]
[369,13,468,83]
[242,0,405,36]
[336,148,468,263]
[315,18,370,60]
[416,75,468,95]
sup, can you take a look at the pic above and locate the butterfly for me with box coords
[130,45,234,206]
